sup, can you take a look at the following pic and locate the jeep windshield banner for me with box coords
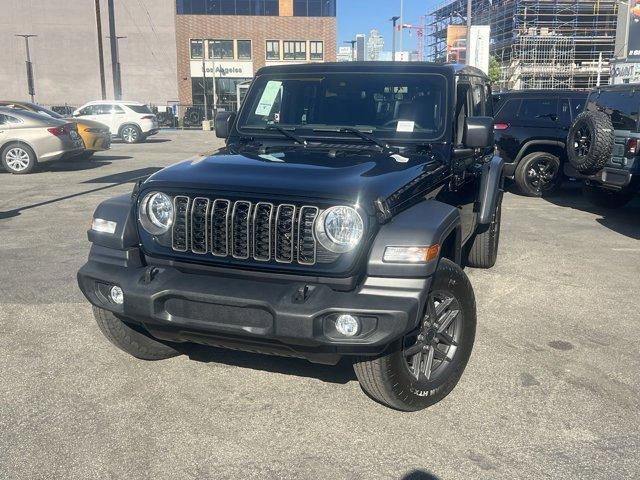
[628,5,640,58]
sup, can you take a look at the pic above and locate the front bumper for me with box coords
[77,246,430,364]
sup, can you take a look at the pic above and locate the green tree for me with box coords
[488,56,501,84]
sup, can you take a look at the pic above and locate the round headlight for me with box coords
[315,205,364,253]
[139,192,173,234]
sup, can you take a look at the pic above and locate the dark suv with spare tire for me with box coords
[493,90,587,196]
[77,62,504,412]
[566,84,640,208]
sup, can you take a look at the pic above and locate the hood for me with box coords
[143,145,449,212]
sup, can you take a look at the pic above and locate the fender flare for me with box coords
[88,194,139,250]
[366,199,461,278]
[514,140,565,164]
[478,155,505,225]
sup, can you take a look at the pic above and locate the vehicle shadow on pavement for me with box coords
[111,138,172,144]
[400,470,441,480]
[181,343,358,384]
[0,167,161,220]
[542,182,640,240]
[39,155,133,172]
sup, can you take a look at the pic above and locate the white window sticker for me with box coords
[396,120,415,133]
[255,81,282,116]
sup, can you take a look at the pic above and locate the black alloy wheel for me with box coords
[403,291,461,382]
[573,125,592,158]
[525,155,560,194]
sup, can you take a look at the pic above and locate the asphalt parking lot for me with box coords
[1,130,639,479]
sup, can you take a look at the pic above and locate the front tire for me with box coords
[2,143,37,174]
[514,152,562,197]
[465,192,502,268]
[120,124,142,144]
[93,306,180,360]
[353,259,476,411]
[582,182,634,209]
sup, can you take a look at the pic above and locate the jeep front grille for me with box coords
[170,196,323,265]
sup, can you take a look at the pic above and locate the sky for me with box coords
[337,0,438,52]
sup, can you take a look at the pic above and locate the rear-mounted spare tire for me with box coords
[567,111,613,175]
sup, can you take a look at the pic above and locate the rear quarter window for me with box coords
[126,104,153,114]
[586,90,640,131]
[493,98,520,120]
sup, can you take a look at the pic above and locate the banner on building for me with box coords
[468,25,491,74]
[628,3,640,58]
[446,25,466,63]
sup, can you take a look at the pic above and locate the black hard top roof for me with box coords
[494,89,588,98]
[256,61,489,80]
[592,83,640,92]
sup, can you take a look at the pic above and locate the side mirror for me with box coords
[215,111,236,138]
[463,116,494,148]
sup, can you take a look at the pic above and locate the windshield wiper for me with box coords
[313,127,398,154]
[264,125,308,146]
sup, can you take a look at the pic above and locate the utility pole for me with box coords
[390,16,400,61]
[344,40,356,61]
[399,0,404,53]
[466,0,472,65]
[94,0,106,99]
[15,34,37,102]
[107,0,122,99]
[202,39,208,121]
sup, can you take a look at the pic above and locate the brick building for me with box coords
[175,0,337,109]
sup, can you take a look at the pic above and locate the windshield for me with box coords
[237,72,448,141]
[34,106,63,119]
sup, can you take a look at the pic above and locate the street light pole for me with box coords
[466,0,472,65]
[15,34,37,102]
[390,16,400,61]
[344,40,357,61]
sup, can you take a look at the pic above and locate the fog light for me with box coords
[110,285,124,305]
[335,314,360,337]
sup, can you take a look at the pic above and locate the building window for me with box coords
[310,41,323,60]
[237,40,252,59]
[283,41,306,60]
[177,0,279,15]
[209,39,234,59]
[266,40,280,60]
[292,0,335,16]
[190,39,204,59]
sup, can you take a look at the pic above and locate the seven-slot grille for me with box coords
[171,196,321,265]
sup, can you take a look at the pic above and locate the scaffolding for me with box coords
[426,0,618,90]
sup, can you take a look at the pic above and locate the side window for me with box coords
[559,99,572,126]
[471,83,484,116]
[79,105,95,115]
[94,105,111,115]
[570,98,585,118]
[455,83,471,145]
[484,85,493,117]
[519,98,558,122]
[1,114,21,125]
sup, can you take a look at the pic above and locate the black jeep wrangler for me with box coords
[566,84,640,208]
[77,63,504,411]
[493,89,587,196]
